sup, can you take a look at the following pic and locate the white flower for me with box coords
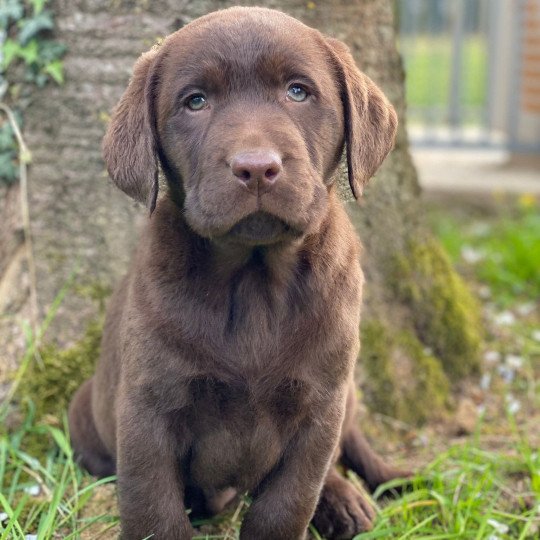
[505,394,521,415]
[461,245,484,264]
[24,484,40,496]
[480,373,491,390]
[487,518,509,534]
[507,400,521,414]
[494,311,516,326]
[0,512,8,522]
[498,365,515,383]
[532,330,540,342]
[505,354,524,369]
[516,303,535,316]
[478,285,491,299]
[470,222,491,237]
[484,350,501,364]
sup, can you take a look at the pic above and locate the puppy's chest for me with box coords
[182,376,312,490]
[186,375,312,431]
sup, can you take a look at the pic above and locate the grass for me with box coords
[1,198,539,538]
[1,407,538,539]
[0,406,118,539]
[430,201,540,306]
[368,431,539,539]
[399,35,487,126]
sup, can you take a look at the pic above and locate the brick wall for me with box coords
[522,0,540,114]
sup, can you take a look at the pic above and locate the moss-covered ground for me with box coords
[0,195,539,539]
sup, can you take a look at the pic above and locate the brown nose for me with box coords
[231,150,282,194]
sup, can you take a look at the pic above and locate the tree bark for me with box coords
[0,0,482,421]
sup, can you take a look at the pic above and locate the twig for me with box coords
[0,103,39,342]
[373,412,414,432]
[20,464,52,500]
[223,497,246,540]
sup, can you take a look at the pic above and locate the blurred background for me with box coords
[398,0,540,192]
[0,0,538,538]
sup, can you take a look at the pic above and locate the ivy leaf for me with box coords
[18,11,54,45]
[39,40,66,63]
[0,122,16,151]
[2,38,20,68]
[17,39,39,65]
[0,0,24,29]
[0,151,18,184]
[33,71,48,87]
[43,59,63,84]
[31,0,47,16]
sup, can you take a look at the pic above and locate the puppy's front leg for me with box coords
[240,395,346,540]
[117,396,193,540]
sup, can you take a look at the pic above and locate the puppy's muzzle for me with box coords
[225,211,301,246]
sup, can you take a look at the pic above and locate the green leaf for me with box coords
[17,39,39,65]
[0,491,28,539]
[0,151,19,184]
[43,58,63,84]
[39,40,66,63]
[0,0,23,29]
[44,426,72,457]
[32,71,48,87]
[2,38,20,69]
[18,11,54,45]
[32,0,47,15]
[0,122,16,151]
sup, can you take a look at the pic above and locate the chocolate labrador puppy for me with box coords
[68,7,405,539]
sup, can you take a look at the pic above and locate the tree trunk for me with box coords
[0,0,482,422]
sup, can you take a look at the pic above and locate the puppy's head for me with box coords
[103,7,397,246]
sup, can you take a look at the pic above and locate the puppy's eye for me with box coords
[286,84,308,102]
[186,94,208,111]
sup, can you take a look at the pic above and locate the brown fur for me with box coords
[68,7,405,539]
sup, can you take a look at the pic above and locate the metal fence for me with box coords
[397,0,540,152]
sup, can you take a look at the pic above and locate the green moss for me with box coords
[398,330,450,424]
[361,321,450,425]
[361,321,399,418]
[74,281,112,313]
[390,238,482,379]
[17,318,103,423]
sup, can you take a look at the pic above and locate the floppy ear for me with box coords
[102,49,160,212]
[326,38,398,199]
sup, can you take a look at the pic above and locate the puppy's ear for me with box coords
[102,49,160,213]
[326,38,398,199]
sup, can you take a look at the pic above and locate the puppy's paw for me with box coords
[311,474,375,540]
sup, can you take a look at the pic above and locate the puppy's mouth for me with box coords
[224,211,301,246]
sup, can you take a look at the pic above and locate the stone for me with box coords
[454,397,479,435]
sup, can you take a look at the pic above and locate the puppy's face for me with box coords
[155,15,343,244]
[103,8,397,246]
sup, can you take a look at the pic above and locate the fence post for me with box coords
[449,0,465,140]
